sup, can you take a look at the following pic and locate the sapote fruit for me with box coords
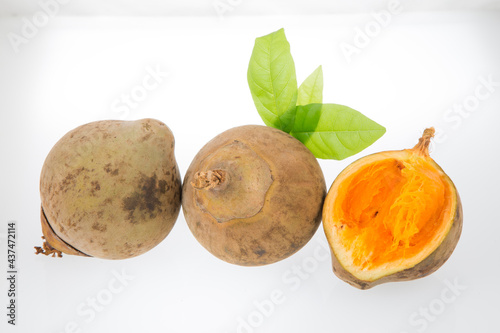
[36,118,181,259]
[323,128,462,289]
[182,125,326,266]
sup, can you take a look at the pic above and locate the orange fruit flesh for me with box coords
[330,151,454,278]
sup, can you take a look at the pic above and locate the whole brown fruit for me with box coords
[182,125,326,266]
[37,118,181,259]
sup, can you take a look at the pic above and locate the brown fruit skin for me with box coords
[182,125,326,266]
[39,118,181,259]
[323,152,463,290]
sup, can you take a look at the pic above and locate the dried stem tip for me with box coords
[191,170,227,190]
[34,236,63,258]
[413,127,435,156]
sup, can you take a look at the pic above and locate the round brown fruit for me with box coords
[182,125,326,266]
[323,128,462,289]
[36,118,181,259]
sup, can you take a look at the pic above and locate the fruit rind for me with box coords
[35,206,89,257]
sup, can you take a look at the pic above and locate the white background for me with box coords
[1,1,500,333]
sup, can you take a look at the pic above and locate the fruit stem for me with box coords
[36,206,90,257]
[413,127,435,156]
[191,170,227,190]
[34,236,63,258]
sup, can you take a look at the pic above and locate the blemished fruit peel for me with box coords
[36,118,181,259]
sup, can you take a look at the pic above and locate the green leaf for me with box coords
[247,28,297,132]
[290,103,386,160]
[297,65,323,105]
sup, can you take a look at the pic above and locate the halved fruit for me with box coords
[323,128,462,289]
